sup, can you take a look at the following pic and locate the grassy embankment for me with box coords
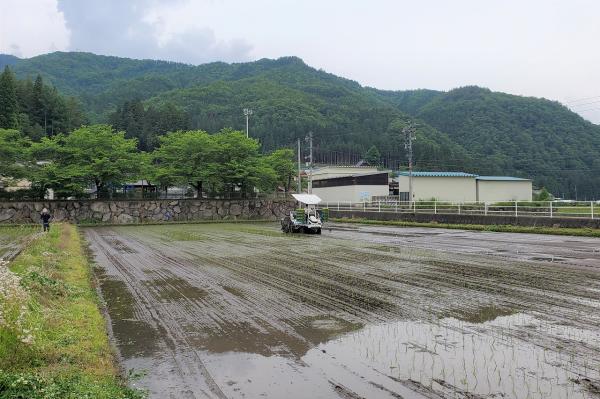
[0,224,144,398]
[332,217,600,237]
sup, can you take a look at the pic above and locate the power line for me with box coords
[574,107,600,113]
[565,95,600,104]
[568,99,600,108]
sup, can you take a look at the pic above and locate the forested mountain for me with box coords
[2,51,600,198]
[0,54,20,68]
[3,52,470,173]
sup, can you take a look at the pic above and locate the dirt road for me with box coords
[84,223,600,398]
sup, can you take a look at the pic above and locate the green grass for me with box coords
[555,206,593,215]
[1,223,145,398]
[332,218,600,237]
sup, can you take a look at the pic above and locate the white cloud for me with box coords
[56,0,252,63]
[0,0,70,57]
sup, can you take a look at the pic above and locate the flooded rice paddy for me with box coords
[0,225,37,260]
[84,222,600,398]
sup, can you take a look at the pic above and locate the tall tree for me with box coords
[152,130,214,197]
[0,66,19,129]
[152,129,279,197]
[364,145,381,166]
[0,129,30,182]
[31,125,144,197]
[265,148,296,192]
[31,75,45,131]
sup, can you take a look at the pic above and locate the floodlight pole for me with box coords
[305,131,313,194]
[403,123,416,205]
[243,108,253,138]
[297,138,302,193]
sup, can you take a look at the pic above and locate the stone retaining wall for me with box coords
[0,199,294,224]
[329,210,600,229]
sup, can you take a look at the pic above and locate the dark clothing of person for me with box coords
[41,213,51,232]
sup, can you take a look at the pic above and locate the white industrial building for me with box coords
[396,171,532,202]
[311,168,390,203]
[396,172,478,202]
[475,176,533,202]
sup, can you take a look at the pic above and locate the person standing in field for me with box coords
[40,208,51,232]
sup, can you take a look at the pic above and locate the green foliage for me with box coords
[0,129,30,180]
[1,224,147,398]
[30,125,145,197]
[0,371,145,399]
[152,129,280,196]
[0,66,19,129]
[265,148,296,191]
[109,99,189,150]
[0,72,88,140]
[364,145,381,166]
[534,187,552,201]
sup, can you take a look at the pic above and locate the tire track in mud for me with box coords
[87,229,228,399]
[85,223,600,399]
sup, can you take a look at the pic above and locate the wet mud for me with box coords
[84,223,600,398]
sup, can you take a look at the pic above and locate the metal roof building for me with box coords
[396,171,532,202]
[312,171,390,203]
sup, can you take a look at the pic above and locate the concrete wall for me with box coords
[313,184,390,203]
[329,210,600,229]
[476,180,533,202]
[0,198,294,224]
[397,176,476,202]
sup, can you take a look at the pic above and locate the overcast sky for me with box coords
[1,0,599,123]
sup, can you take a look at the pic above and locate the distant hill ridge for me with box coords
[1,51,599,198]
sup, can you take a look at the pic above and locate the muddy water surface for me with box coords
[85,223,600,398]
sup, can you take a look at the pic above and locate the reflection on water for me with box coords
[310,313,600,399]
[117,311,600,398]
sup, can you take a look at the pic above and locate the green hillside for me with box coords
[3,51,599,198]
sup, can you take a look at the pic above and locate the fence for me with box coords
[320,200,599,219]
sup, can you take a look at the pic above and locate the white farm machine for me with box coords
[281,194,329,234]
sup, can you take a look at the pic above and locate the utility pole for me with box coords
[403,123,416,205]
[243,108,253,138]
[305,131,313,194]
[297,138,302,193]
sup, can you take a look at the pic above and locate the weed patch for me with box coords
[0,224,145,398]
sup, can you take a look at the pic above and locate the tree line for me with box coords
[0,66,86,140]
[0,125,295,199]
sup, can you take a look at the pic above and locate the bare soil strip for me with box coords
[84,223,600,398]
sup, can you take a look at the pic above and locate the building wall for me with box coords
[397,176,477,202]
[313,184,389,203]
[312,166,378,180]
[476,180,532,202]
